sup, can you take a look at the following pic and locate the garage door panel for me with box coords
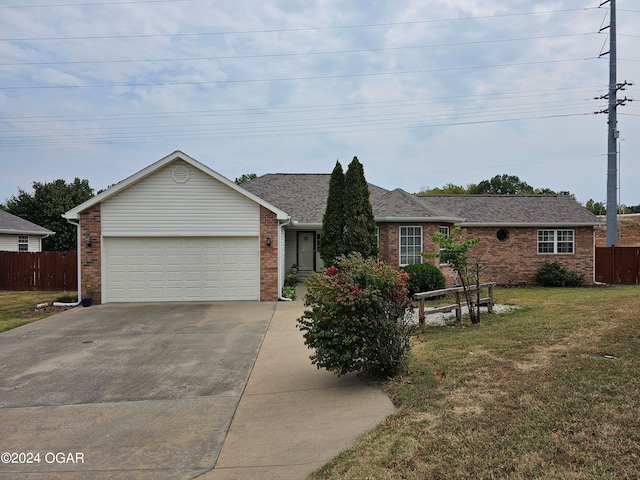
[147,272,164,282]
[109,255,126,266]
[130,272,146,282]
[167,270,183,281]
[240,270,256,281]
[185,272,201,282]
[203,253,220,263]
[148,254,164,264]
[185,254,201,264]
[105,237,259,302]
[109,288,126,300]
[203,271,221,282]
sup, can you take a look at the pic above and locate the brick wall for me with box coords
[377,222,595,286]
[79,204,102,304]
[260,206,279,301]
[463,226,595,286]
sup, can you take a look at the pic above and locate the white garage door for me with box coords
[104,237,259,302]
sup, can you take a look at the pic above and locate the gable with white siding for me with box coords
[101,159,260,237]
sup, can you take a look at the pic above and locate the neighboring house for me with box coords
[0,210,54,252]
[64,151,601,304]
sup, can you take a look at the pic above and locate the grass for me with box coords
[309,286,640,480]
[0,291,77,332]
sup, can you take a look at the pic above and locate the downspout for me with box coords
[278,217,293,301]
[39,233,51,252]
[593,225,606,286]
[53,218,81,306]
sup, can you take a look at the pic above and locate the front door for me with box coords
[297,231,316,272]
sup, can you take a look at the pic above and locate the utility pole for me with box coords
[597,0,632,246]
[605,0,618,247]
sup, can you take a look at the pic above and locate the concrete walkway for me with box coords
[201,291,396,480]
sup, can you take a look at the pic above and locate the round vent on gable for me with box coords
[172,165,190,184]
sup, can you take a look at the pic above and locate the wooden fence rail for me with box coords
[0,251,77,291]
[414,282,496,328]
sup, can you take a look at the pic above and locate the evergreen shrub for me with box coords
[401,263,446,297]
[535,260,585,287]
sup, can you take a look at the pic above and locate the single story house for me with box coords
[243,173,602,288]
[64,151,601,304]
[0,210,54,252]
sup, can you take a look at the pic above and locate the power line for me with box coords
[0,85,600,124]
[0,33,597,67]
[0,7,598,42]
[0,104,595,145]
[1,99,593,137]
[0,4,627,153]
[0,113,593,147]
[0,0,193,8]
[0,57,599,90]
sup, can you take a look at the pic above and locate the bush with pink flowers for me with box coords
[297,253,414,379]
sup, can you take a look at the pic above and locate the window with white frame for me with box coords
[538,229,574,254]
[438,225,450,264]
[400,226,422,265]
[18,235,29,252]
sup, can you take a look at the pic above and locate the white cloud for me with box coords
[0,0,638,206]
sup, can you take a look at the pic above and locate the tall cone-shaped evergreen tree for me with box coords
[343,156,378,259]
[319,161,346,266]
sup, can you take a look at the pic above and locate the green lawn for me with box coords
[309,286,640,480]
[0,291,77,332]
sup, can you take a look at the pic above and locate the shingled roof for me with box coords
[0,210,54,235]
[417,195,601,226]
[242,174,389,225]
[242,174,601,227]
[372,189,461,222]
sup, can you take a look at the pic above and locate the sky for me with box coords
[1,0,639,208]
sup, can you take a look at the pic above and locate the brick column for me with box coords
[79,204,102,304]
[260,206,279,301]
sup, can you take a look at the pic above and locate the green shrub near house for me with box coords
[401,263,446,297]
[535,260,585,287]
[284,273,297,288]
[281,286,296,300]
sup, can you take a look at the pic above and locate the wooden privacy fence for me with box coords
[414,282,496,328]
[0,251,77,291]
[595,247,640,285]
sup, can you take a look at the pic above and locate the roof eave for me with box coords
[0,229,55,235]
[375,216,464,223]
[288,222,322,229]
[457,222,603,227]
[288,217,465,226]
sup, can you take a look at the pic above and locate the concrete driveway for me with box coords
[0,301,276,479]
